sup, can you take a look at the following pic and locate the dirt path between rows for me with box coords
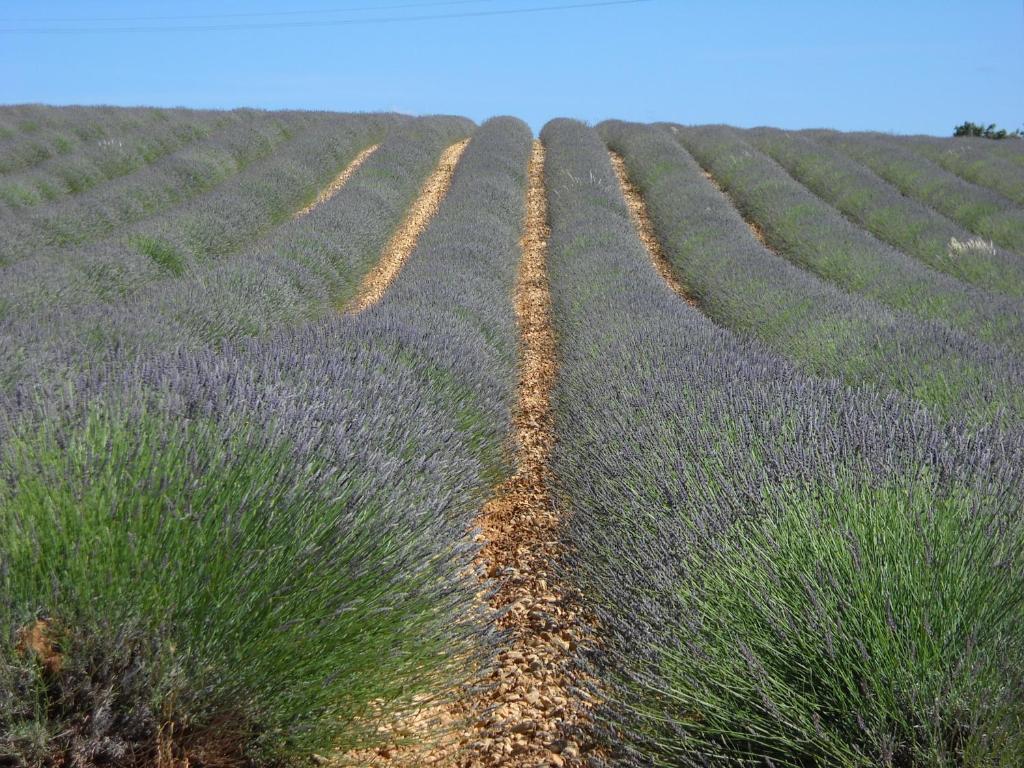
[293,143,380,219]
[332,139,591,768]
[609,151,699,307]
[456,139,593,768]
[344,139,469,313]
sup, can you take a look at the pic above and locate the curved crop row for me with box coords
[0,115,296,260]
[672,124,1024,352]
[0,113,439,314]
[746,127,1024,297]
[0,109,238,210]
[0,105,219,174]
[0,116,531,766]
[893,133,1024,206]
[0,117,473,394]
[806,130,1024,255]
[0,111,382,263]
[544,117,1024,768]
[599,121,1024,427]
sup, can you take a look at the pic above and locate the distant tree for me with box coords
[953,121,1023,139]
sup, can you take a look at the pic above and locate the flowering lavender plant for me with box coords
[1,114,530,766]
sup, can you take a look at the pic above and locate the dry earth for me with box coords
[344,139,469,313]
[456,140,595,768]
[609,151,699,306]
[293,143,380,219]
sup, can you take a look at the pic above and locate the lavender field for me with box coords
[1,105,1022,768]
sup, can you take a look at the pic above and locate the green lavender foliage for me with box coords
[600,120,1024,427]
[0,108,233,209]
[2,408,482,764]
[0,105,202,175]
[746,127,1024,297]
[919,130,1024,204]
[0,110,404,267]
[807,130,1024,255]
[672,124,1024,353]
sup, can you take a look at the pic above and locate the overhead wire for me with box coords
[0,0,500,24]
[0,0,653,34]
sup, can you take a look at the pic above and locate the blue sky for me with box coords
[1,0,1021,135]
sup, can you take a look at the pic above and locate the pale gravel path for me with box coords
[292,143,380,219]
[609,151,699,307]
[457,140,595,768]
[344,139,469,313]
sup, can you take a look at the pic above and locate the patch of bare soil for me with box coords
[609,151,699,306]
[327,697,464,767]
[15,619,63,677]
[344,139,469,313]
[294,143,380,219]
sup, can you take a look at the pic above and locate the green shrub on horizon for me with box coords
[953,121,1022,139]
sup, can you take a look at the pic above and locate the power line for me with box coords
[0,0,652,34]
[0,0,498,24]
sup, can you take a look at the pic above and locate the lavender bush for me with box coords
[600,120,1024,427]
[746,127,1024,297]
[806,130,1024,255]
[0,116,531,766]
[543,117,1024,767]
[672,124,1024,353]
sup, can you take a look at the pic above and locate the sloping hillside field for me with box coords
[1,106,1022,768]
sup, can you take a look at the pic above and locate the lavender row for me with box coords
[542,117,1024,767]
[672,124,1024,353]
[0,116,473,396]
[601,120,1024,428]
[0,113,299,259]
[745,127,1024,297]
[891,133,1024,207]
[0,116,530,762]
[0,104,226,173]
[0,111,425,317]
[806,129,1024,255]
[0,108,238,210]
[0,110,384,264]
